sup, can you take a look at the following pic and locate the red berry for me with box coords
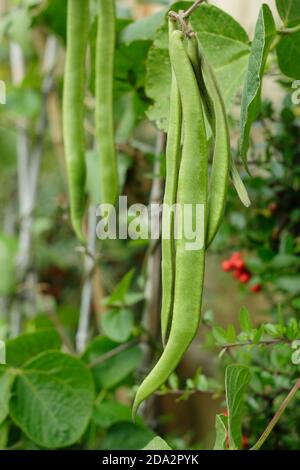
[221,260,232,272]
[233,269,243,279]
[230,252,242,261]
[242,435,248,448]
[232,258,245,270]
[251,284,262,293]
[239,272,251,284]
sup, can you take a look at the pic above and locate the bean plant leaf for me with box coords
[0,368,15,425]
[100,422,154,451]
[9,352,94,449]
[6,330,61,367]
[240,4,276,170]
[82,336,143,389]
[93,400,133,429]
[143,436,172,450]
[119,9,167,44]
[276,0,300,26]
[105,269,135,306]
[101,308,134,343]
[146,2,249,131]
[276,32,300,79]
[213,414,228,450]
[225,364,251,449]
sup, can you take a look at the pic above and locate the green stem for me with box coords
[251,378,300,450]
[278,24,300,35]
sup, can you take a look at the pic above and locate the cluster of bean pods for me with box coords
[63,0,118,242]
[133,16,250,418]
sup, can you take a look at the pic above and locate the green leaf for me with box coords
[275,275,300,294]
[239,307,252,334]
[292,297,300,310]
[82,336,143,389]
[0,369,14,425]
[106,269,135,306]
[240,4,276,169]
[6,330,61,367]
[226,325,237,343]
[212,326,227,345]
[276,0,300,26]
[101,309,134,343]
[146,2,249,131]
[0,234,18,296]
[276,31,300,79]
[0,421,9,450]
[143,436,172,450]
[225,364,251,449]
[100,422,154,450]
[213,414,228,450]
[92,401,133,429]
[119,9,166,43]
[9,352,94,448]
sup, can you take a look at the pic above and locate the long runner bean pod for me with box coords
[191,36,230,248]
[161,19,183,347]
[63,0,89,242]
[96,0,118,207]
[133,30,208,419]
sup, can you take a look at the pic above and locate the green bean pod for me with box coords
[132,30,208,419]
[193,36,230,248]
[161,19,182,347]
[96,0,118,207]
[63,0,89,242]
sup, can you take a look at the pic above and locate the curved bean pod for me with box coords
[161,19,182,347]
[63,0,89,242]
[133,30,208,419]
[96,0,118,207]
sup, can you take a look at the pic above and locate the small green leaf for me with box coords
[143,436,172,450]
[240,4,276,168]
[225,364,251,449]
[226,325,237,343]
[9,352,94,448]
[106,269,135,306]
[213,414,228,450]
[212,326,227,344]
[239,307,252,334]
[101,309,134,343]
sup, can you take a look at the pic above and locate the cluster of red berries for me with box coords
[221,252,262,293]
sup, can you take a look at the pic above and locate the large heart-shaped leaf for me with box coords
[276,0,300,26]
[9,352,94,448]
[146,2,249,131]
[6,330,61,367]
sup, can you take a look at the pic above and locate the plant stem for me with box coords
[181,0,204,19]
[251,378,300,450]
[278,24,300,35]
[219,338,290,350]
